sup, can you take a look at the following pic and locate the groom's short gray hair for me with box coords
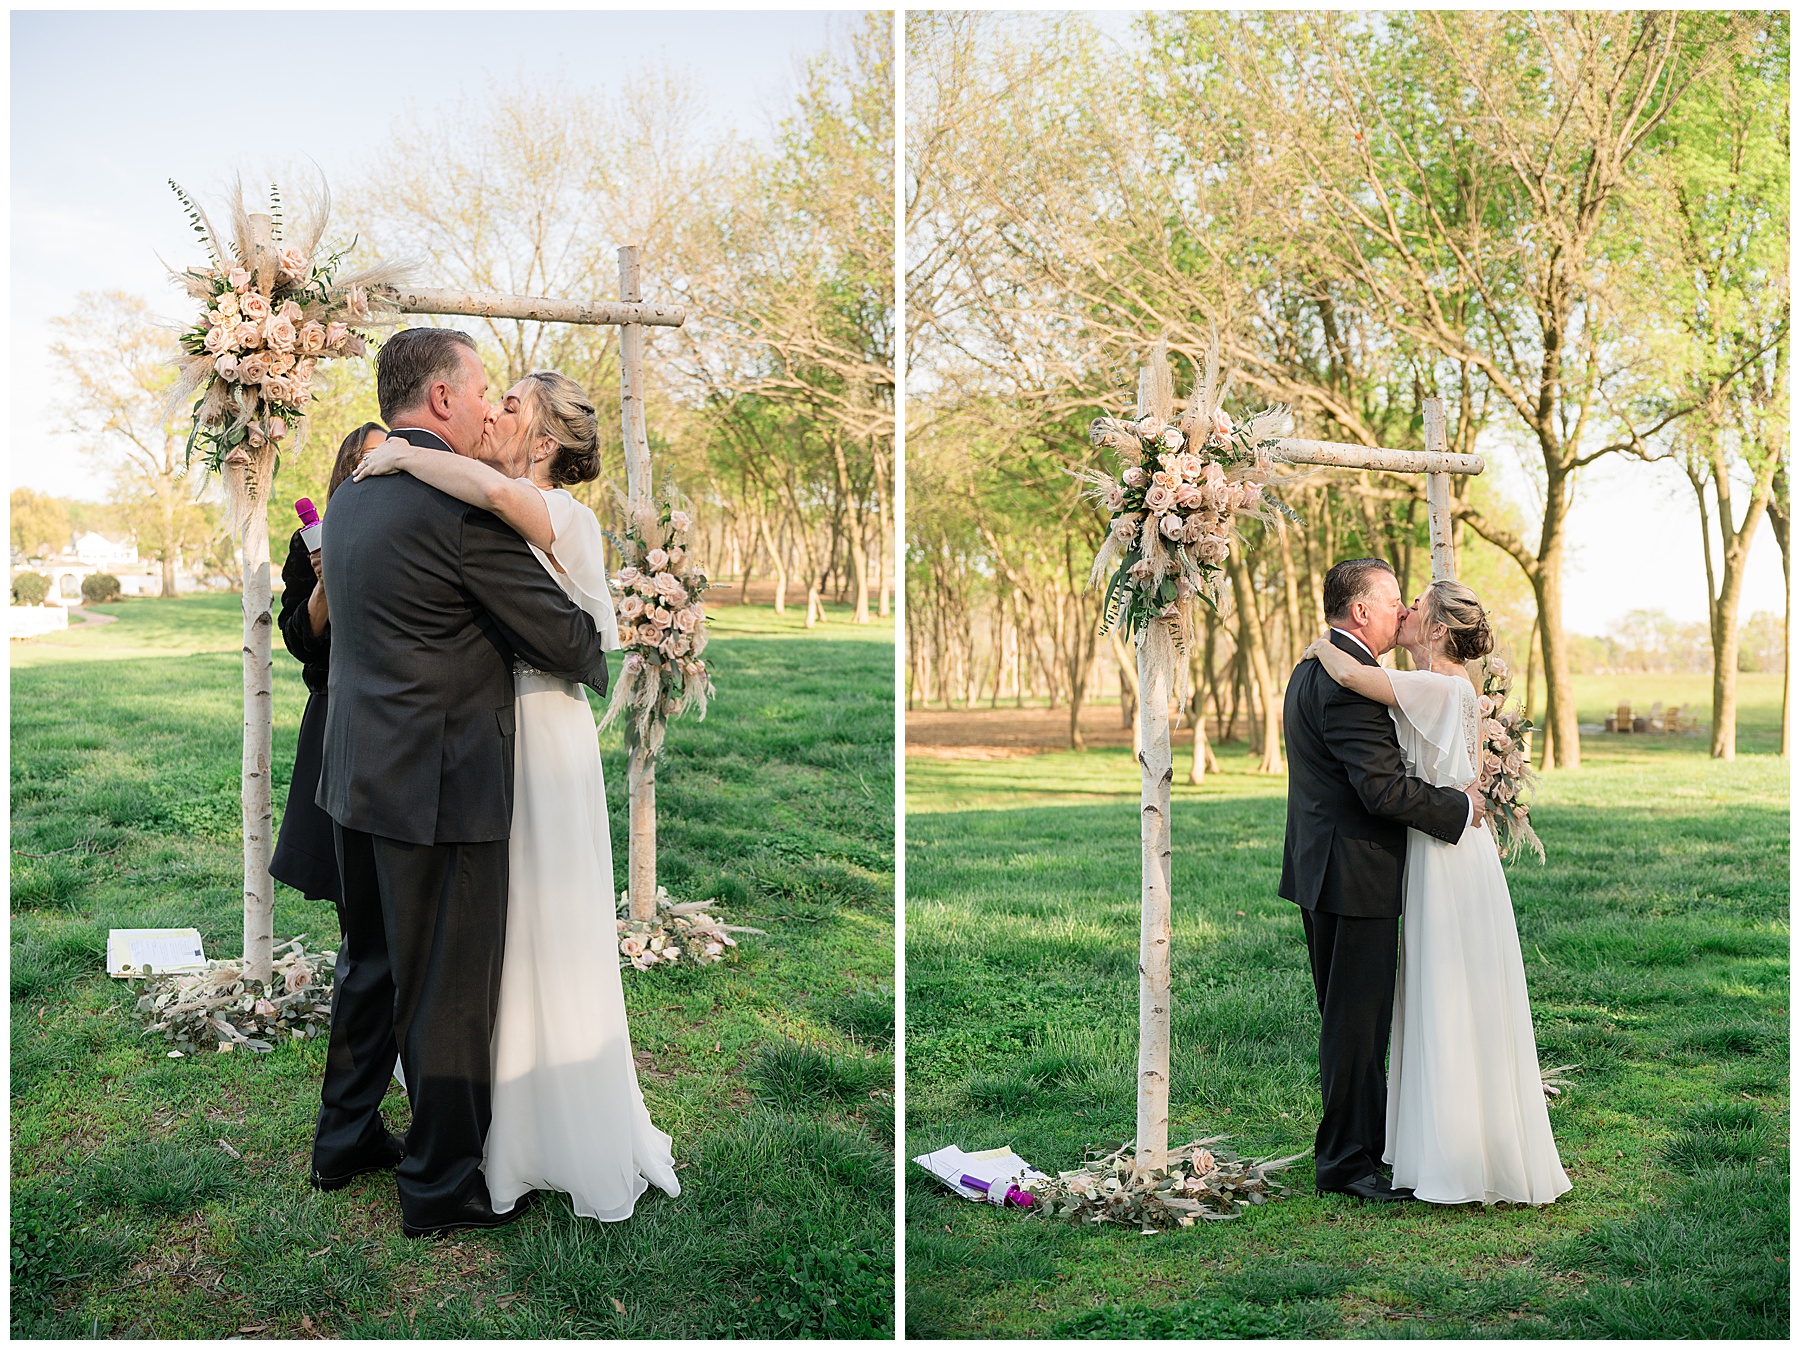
[1323,557,1396,623]
[377,327,479,424]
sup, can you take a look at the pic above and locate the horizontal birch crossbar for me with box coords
[388,286,686,328]
[1270,438,1484,476]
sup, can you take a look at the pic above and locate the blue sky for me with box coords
[11,9,847,488]
[9,9,1782,630]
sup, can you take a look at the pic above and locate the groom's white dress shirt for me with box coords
[1330,627,1475,830]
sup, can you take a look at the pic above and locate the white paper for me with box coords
[108,928,207,977]
[913,1144,1045,1201]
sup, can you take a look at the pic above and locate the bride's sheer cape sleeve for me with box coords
[536,489,621,651]
[1385,669,1475,788]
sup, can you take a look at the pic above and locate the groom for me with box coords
[1279,558,1483,1202]
[312,328,610,1237]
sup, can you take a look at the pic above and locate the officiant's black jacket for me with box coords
[1278,631,1468,918]
[315,432,609,845]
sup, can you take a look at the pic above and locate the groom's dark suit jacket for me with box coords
[1278,631,1468,918]
[315,430,609,846]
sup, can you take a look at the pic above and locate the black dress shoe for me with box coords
[403,1188,534,1239]
[310,1132,405,1191]
[1317,1174,1413,1203]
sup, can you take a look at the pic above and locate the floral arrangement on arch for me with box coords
[599,482,716,758]
[1475,656,1544,863]
[165,177,407,525]
[1077,336,1293,651]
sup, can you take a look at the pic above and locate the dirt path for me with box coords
[906,702,1229,758]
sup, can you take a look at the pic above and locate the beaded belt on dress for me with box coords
[513,662,548,678]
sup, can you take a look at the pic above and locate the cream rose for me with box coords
[202,324,231,355]
[646,548,669,571]
[1202,461,1226,487]
[263,375,295,404]
[1122,466,1148,488]
[1160,513,1186,540]
[1197,536,1230,564]
[621,936,644,959]
[1174,483,1204,509]
[1176,453,1204,481]
[1111,513,1140,541]
[1103,484,1126,511]
[667,545,685,567]
[324,321,349,349]
[619,594,645,621]
[617,566,641,585]
[1144,485,1175,513]
[267,351,296,376]
[297,321,326,354]
[675,606,699,633]
[635,622,661,647]
[215,291,241,319]
[213,353,239,380]
[343,334,367,358]
[1211,406,1232,438]
[277,248,307,279]
[240,292,271,321]
[1151,470,1176,491]
[265,315,297,352]
[268,416,288,440]
[278,299,303,324]
[228,266,252,292]
[237,353,270,384]
[669,509,692,532]
[651,606,675,629]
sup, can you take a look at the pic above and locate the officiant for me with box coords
[269,422,387,909]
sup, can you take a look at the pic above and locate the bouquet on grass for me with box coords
[1475,655,1544,862]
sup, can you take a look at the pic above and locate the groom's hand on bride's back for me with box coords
[1464,786,1488,831]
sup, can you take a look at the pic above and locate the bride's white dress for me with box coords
[1382,668,1571,1206]
[482,485,681,1221]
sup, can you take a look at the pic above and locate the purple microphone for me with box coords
[961,1174,1036,1207]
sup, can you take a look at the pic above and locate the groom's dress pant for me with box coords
[1302,907,1399,1189]
[314,824,509,1222]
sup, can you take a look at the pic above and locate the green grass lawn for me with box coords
[12,594,895,1339]
[905,694,1788,1337]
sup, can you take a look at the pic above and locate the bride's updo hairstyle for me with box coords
[1422,580,1495,663]
[524,370,602,487]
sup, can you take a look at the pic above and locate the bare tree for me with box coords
[49,291,212,597]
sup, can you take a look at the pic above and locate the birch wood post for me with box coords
[1421,398,1456,583]
[239,213,277,984]
[1135,625,1175,1172]
[618,245,659,924]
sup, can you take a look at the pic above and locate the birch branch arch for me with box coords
[1111,377,1483,1173]
[232,241,687,984]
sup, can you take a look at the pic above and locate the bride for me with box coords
[1303,581,1571,1207]
[355,370,680,1222]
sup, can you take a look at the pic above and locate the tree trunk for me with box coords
[1134,625,1174,1173]
[761,515,787,615]
[1771,466,1791,758]
[1228,551,1283,773]
[830,435,871,624]
[1534,484,1580,770]
[239,475,274,984]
